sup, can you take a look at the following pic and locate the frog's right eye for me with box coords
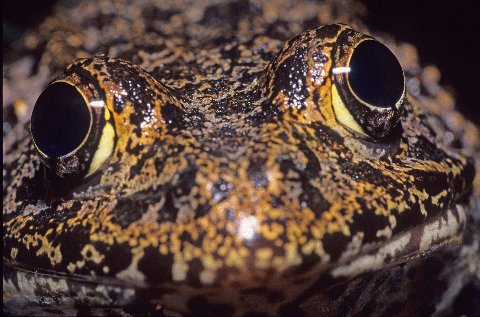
[31,81,116,178]
[331,29,405,139]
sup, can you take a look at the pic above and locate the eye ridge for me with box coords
[29,56,175,180]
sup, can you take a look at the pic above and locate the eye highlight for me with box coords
[332,30,405,139]
[30,77,115,178]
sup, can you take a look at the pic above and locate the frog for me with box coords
[3,0,480,316]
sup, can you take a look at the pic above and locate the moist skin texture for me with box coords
[3,1,480,316]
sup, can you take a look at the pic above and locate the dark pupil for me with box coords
[31,82,90,158]
[348,40,404,107]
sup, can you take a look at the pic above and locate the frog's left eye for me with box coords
[331,30,405,138]
[31,80,116,178]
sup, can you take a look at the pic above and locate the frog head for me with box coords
[3,23,474,314]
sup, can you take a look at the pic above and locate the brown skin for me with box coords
[3,1,479,316]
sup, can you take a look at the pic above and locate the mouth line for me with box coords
[330,203,468,278]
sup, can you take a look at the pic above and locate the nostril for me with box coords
[247,159,270,189]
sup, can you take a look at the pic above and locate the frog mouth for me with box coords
[2,202,471,316]
[3,204,467,314]
[4,203,469,284]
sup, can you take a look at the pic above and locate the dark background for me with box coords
[361,0,479,125]
[3,0,479,125]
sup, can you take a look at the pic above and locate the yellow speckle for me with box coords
[81,244,105,264]
[199,269,216,285]
[301,240,316,255]
[255,247,273,269]
[10,248,18,259]
[13,99,28,121]
[159,244,169,255]
[225,249,245,268]
[172,260,188,282]
[388,215,397,229]
[66,35,83,47]
[67,262,76,273]
[35,233,62,265]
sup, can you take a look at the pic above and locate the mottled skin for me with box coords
[3,1,480,316]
